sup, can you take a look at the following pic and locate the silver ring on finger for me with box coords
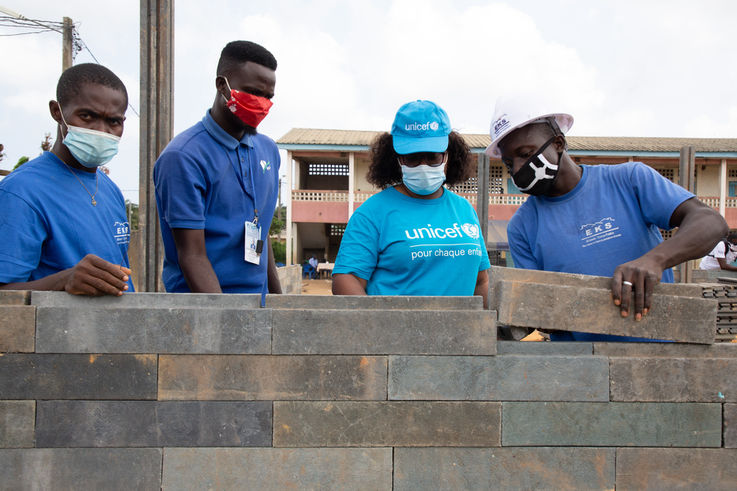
[622,280,633,287]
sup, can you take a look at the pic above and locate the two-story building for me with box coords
[277,128,737,267]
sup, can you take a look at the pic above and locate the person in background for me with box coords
[699,231,737,271]
[332,100,490,307]
[0,63,133,295]
[487,95,727,341]
[154,41,281,294]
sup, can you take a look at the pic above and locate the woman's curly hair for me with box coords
[366,131,471,189]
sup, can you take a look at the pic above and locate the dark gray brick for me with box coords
[497,340,593,355]
[36,307,271,354]
[0,306,35,353]
[394,447,615,490]
[273,401,500,447]
[0,290,30,305]
[266,294,483,310]
[726,404,737,448]
[35,401,271,447]
[495,281,715,343]
[616,448,737,490]
[272,309,496,355]
[0,448,161,489]
[502,402,721,447]
[0,401,34,448]
[389,355,608,401]
[31,290,261,308]
[595,342,737,358]
[611,357,737,402]
[162,448,391,489]
[0,354,156,399]
[159,355,387,400]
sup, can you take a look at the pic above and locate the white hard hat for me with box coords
[485,94,573,159]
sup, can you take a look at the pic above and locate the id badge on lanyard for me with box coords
[245,218,263,265]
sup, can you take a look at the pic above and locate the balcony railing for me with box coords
[292,191,737,208]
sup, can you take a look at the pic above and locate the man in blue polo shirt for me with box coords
[154,41,282,294]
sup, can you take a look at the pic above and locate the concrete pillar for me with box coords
[286,151,293,266]
[720,159,727,218]
[348,152,355,218]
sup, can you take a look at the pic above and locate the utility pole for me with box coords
[62,16,73,70]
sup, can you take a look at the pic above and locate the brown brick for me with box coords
[273,401,500,447]
[494,280,715,343]
[0,290,30,305]
[394,448,615,490]
[616,448,737,490]
[611,357,737,402]
[0,401,35,448]
[159,355,387,400]
[162,448,391,489]
[0,306,35,352]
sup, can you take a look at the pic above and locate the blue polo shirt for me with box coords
[154,111,280,293]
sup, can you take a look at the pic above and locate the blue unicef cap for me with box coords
[391,100,451,155]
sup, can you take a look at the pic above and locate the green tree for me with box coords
[13,156,29,170]
[125,200,139,230]
[271,240,286,264]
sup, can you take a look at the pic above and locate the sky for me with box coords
[1,0,736,203]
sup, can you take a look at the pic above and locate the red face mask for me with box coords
[222,77,273,128]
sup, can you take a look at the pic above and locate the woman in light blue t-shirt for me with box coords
[332,100,491,306]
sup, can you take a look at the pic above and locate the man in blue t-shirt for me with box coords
[485,96,727,339]
[154,41,282,294]
[0,64,133,296]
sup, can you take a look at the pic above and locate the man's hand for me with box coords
[611,256,663,321]
[64,254,131,296]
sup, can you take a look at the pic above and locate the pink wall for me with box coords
[292,201,349,223]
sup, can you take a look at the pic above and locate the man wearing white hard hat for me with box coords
[487,96,727,341]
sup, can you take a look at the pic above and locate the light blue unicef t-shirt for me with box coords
[333,186,491,296]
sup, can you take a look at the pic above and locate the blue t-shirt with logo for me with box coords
[0,151,133,289]
[154,111,280,293]
[508,162,693,341]
[334,186,490,296]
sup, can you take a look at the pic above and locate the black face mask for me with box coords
[511,137,562,196]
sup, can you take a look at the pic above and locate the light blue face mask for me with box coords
[400,161,447,195]
[59,105,120,168]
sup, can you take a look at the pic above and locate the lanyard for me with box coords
[227,142,259,225]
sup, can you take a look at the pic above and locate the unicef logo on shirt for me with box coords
[461,223,480,239]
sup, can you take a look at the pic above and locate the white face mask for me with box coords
[400,161,447,195]
[59,104,120,168]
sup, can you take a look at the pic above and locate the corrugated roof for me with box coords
[278,128,737,153]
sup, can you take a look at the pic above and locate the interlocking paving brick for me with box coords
[0,290,30,305]
[31,290,261,308]
[266,294,483,310]
[272,309,496,355]
[389,355,608,401]
[36,307,271,354]
[726,404,737,448]
[273,401,500,447]
[35,401,271,447]
[394,447,615,490]
[0,448,161,489]
[0,306,35,352]
[497,340,593,355]
[489,265,704,300]
[0,401,34,448]
[611,357,737,402]
[594,343,737,358]
[494,281,715,343]
[0,354,156,400]
[159,355,387,400]
[162,448,391,489]
[616,448,737,490]
[502,402,721,447]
